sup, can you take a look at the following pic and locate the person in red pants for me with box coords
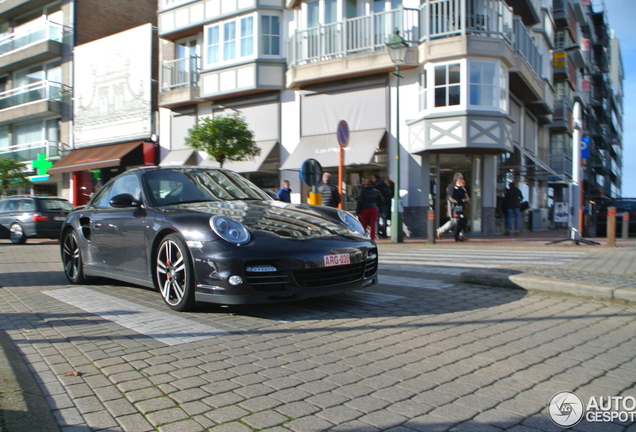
[356,178,384,240]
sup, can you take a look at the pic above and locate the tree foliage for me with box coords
[0,158,32,195]
[185,114,260,168]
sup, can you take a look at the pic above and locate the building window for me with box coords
[207,26,220,63]
[434,63,461,107]
[419,69,427,111]
[240,16,254,57]
[204,13,279,67]
[260,15,280,55]
[0,126,8,153]
[499,63,508,112]
[469,61,495,107]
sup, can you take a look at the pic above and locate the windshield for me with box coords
[144,168,271,207]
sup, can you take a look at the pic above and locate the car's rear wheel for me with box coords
[156,234,196,311]
[9,223,26,244]
[62,229,87,283]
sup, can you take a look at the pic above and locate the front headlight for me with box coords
[338,210,366,235]
[210,216,251,245]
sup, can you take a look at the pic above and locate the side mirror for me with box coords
[109,193,142,208]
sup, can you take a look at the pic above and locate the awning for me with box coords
[49,141,143,174]
[280,129,385,171]
[200,140,278,173]
[159,149,196,166]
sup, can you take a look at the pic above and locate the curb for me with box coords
[460,269,636,304]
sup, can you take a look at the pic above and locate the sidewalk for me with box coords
[376,228,636,304]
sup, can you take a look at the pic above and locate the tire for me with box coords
[155,234,196,312]
[62,229,87,284]
[9,223,26,244]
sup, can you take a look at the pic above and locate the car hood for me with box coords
[170,200,361,240]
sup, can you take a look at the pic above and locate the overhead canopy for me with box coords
[200,140,278,173]
[159,149,197,166]
[49,141,143,174]
[280,129,386,171]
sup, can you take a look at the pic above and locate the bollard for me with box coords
[607,206,616,247]
[623,212,630,240]
[427,208,435,244]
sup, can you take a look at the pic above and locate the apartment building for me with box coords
[0,0,157,204]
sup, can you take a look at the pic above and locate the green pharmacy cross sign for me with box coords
[31,153,54,181]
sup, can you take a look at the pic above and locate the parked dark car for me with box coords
[0,196,73,244]
[595,198,636,237]
[60,167,378,311]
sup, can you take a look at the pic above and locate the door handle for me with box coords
[93,222,102,229]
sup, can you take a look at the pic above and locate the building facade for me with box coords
[3,0,623,237]
[0,0,157,205]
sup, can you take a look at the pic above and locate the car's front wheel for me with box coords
[62,229,87,284]
[155,234,196,311]
[10,223,26,244]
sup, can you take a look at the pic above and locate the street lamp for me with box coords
[386,30,408,243]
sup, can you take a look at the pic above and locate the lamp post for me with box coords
[386,30,408,243]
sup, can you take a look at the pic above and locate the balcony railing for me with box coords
[161,55,199,91]
[513,17,542,78]
[287,7,419,67]
[420,0,513,41]
[0,140,69,162]
[549,154,573,178]
[287,0,516,67]
[0,80,70,111]
[0,21,71,57]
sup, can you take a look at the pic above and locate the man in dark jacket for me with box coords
[503,181,523,235]
[373,174,392,238]
[357,178,384,240]
[277,180,291,203]
[318,172,340,207]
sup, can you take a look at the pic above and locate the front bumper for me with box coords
[189,238,378,305]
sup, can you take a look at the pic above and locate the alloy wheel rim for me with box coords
[63,233,79,280]
[10,224,23,243]
[157,240,186,306]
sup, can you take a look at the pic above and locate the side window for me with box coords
[91,183,115,208]
[0,200,6,212]
[4,200,19,211]
[19,199,35,211]
[110,175,142,201]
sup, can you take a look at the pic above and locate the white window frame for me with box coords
[418,69,427,112]
[203,12,282,69]
[260,14,281,56]
[425,60,463,111]
[468,59,508,112]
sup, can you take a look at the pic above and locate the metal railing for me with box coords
[513,17,543,78]
[161,55,200,91]
[0,21,72,57]
[287,0,518,67]
[549,154,573,178]
[0,80,71,111]
[0,140,69,162]
[287,7,419,67]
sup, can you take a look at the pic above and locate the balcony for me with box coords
[504,0,541,26]
[508,17,544,103]
[0,22,72,75]
[287,0,523,87]
[0,81,71,127]
[160,56,200,108]
[0,140,68,162]
[549,100,571,131]
[549,153,573,178]
[0,0,53,21]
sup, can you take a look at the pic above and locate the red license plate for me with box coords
[324,253,351,267]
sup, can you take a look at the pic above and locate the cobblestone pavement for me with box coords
[1,242,636,432]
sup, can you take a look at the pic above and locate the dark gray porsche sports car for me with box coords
[60,167,378,311]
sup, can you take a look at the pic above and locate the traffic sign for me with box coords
[337,120,349,148]
[581,137,590,159]
[299,158,323,186]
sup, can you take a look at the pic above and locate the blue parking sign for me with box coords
[581,137,590,159]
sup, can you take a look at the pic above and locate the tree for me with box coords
[185,113,260,168]
[0,158,32,196]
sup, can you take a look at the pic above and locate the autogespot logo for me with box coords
[548,392,584,427]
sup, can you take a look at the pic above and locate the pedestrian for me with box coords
[357,178,384,240]
[373,174,392,238]
[503,181,523,235]
[452,178,470,242]
[437,172,468,241]
[318,172,341,208]
[277,180,292,203]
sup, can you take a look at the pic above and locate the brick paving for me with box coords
[0,239,635,431]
